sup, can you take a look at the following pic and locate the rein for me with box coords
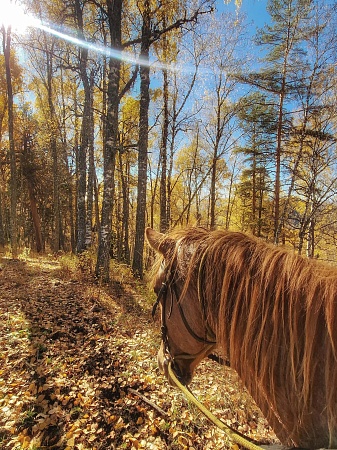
[167,361,264,450]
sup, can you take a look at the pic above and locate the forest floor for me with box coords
[0,252,279,450]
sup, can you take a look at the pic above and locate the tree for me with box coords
[278,1,337,248]
[0,47,22,250]
[131,0,215,277]
[95,0,123,281]
[223,153,241,229]
[159,30,170,234]
[288,115,337,256]
[24,7,67,250]
[21,132,43,252]
[1,23,18,258]
[194,11,246,229]
[132,0,151,278]
[74,0,90,254]
[173,129,206,225]
[71,0,98,253]
[150,30,203,231]
[115,96,138,263]
[239,0,314,243]
[236,92,276,236]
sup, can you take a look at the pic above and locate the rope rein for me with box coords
[167,361,264,450]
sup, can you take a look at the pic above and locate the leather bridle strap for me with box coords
[171,282,216,345]
[152,266,216,351]
[152,279,172,359]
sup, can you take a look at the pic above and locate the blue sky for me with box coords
[219,0,270,29]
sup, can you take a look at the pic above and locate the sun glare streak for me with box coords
[2,0,206,76]
[35,22,196,74]
[37,23,158,71]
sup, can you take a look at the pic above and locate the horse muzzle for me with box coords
[157,346,194,386]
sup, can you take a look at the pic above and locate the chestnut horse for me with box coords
[146,227,337,449]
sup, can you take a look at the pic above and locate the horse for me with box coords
[146,226,337,449]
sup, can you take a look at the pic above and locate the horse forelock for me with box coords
[153,227,337,446]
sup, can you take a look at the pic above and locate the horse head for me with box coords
[146,226,337,449]
[146,227,217,386]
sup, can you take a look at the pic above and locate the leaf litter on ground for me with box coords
[0,254,279,449]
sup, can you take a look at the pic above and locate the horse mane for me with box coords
[158,227,337,444]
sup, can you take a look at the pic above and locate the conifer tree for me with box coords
[236,93,277,237]
[239,0,313,243]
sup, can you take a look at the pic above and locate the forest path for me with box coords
[0,255,277,449]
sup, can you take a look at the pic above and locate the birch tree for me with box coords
[131,0,215,277]
[95,0,123,281]
[2,23,18,257]
[199,12,245,228]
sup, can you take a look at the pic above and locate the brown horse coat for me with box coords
[147,227,337,448]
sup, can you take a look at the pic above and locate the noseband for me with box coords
[152,262,217,377]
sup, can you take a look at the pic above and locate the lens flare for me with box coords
[1,0,198,75]
[2,0,40,31]
[37,23,154,70]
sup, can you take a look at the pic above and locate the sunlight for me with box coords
[35,22,192,74]
[1,0,40,32]
[0,0,193,74]
[36,23,184,73]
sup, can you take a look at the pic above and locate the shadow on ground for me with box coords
[0,257,168,449]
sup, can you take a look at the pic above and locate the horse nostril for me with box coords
[171,360,182,379]
[158,354,194,386]
[168,360,192,386]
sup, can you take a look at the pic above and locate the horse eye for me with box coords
[153,279,163,295]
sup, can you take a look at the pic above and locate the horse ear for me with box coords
[145,228,175,257]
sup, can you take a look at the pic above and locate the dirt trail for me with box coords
[0,255,277,449]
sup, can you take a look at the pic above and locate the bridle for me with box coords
[152,260,217,379]
[151,260,264,450]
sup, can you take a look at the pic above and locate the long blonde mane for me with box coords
[159,227,337,447]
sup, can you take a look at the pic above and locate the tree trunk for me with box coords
[118,153,131,264]
[209,148,218,229]
[132,0,151,278]
[225,157,238,229]
[22,134,43,253]
[159,21,169,233]
[0,187,5,248]
[251,133,257,235]
[95,0,122,281]
[209,103,222,229]
[45,44,61,252]
[27,184,43,253]
[75,0,89,253]
[273,87,285,244]
[51,131,61,252]
[2,25,18,258]
[306,216,315,258]
[85,70,95,248]
[160,66,169,233]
